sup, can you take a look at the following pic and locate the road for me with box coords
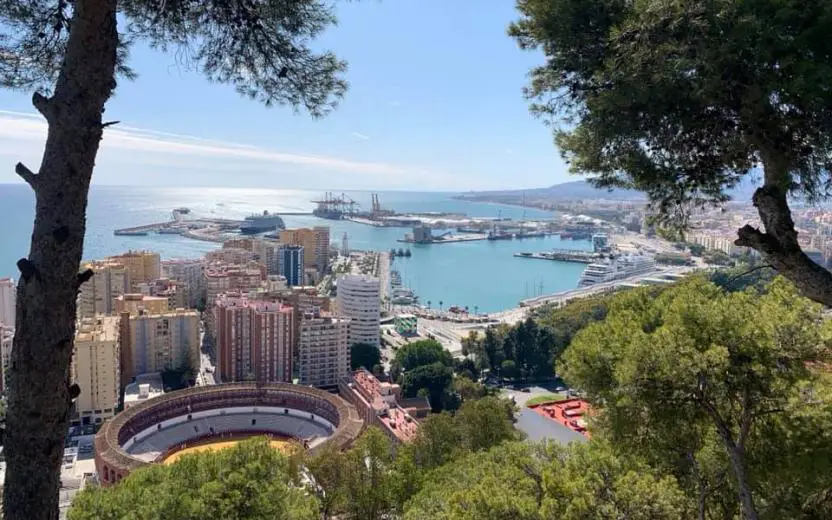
[196,329,217,386]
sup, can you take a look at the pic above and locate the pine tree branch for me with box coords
[31,92,56,122]
[14,162,38,190]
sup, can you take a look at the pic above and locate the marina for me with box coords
[20,186,609,313]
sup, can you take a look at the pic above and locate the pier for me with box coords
[398,233,489,244]
[114,218,243,241]
[514,250,606,264]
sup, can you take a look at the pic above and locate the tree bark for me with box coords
[735,158,832,307]
[3,1,118,519]
[712,420,759,520]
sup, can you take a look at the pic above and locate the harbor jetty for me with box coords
[514,250,607,264]
[114,217,243,242]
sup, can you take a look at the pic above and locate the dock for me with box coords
[514,250,605,264]
[398,233,489,244]
[114,218,243,242]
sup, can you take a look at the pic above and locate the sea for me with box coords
[0,184,590,313]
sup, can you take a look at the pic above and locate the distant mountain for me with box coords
[456,180,645,203]
[457,175,761,204]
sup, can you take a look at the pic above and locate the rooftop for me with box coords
[528,398,591,439]
[124,372,165,407]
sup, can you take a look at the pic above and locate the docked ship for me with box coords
[239,211,285,235]
[577,255,656,288]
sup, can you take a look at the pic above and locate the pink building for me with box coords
[339,369,424,444]
[214,294,294,383]
[204,264,264,306]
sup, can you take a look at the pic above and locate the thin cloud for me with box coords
[0,111,411,176]
[350,132,370,141]
[388,100,403,108]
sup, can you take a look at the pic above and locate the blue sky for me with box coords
[0,0,573,191]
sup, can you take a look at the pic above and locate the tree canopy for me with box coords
[403,441,687,520]
[350,342,381,371]
[68,438,317,520]
[561,277,832,519]
[510,0,832,307]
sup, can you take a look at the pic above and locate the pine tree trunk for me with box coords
[3,1,118,519]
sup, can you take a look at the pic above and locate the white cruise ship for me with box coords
[577,255,656,288]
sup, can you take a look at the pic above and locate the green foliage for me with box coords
[68,438,317,520]
[453,396,520,453]
[686,243,706,257]
[510,0,832,212]
[500,359,518,379]
[350,343,381,371]
[339,428,395,520]
[403,441,687,520]
[401,362,454,412]
[524,393,567,407]
[451,376,488,402]
[562,277,832,518]
[392,339,452,375]
[711,264,777,293]
[702,249,733,266]
[304,444,347,520]
[391,339,456,411]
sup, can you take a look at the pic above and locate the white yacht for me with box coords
[577,255,656,288]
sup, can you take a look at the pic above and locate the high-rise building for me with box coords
[280,245,304,287]
[205,247,259,266]
[77,261,130,318]
[162,259,204,308]
[135,278,187,310]
[336,274,381,347]
[106,251,161,290]
[298,311,350,389]
[214,294,294,383]
[71,316,120,425]
[0,277,14,327]
[279,227,330,273]
[119,309,200,384]
[0,325,13,392]
[204,264,264,307]
[115,294,169,315]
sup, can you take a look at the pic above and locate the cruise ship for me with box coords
[239,211,285,235]
[577,254,656,288]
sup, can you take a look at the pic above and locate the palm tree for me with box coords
[474,305,479,316]
[427,300,432,310]
[439,300,444,312]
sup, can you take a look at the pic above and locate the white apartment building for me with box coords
[0,277,15,327]
[77,261,130,318]
[298,312,350,389]
[120,309,200,384]
[71,316,120,425]
[0,325,13,392]
[336,274,381,347]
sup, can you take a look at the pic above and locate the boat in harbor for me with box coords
[577,255,656,288]
[240,211,285,235]
[171,207,191,221]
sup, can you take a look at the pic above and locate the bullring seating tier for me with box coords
[94,383,363,485]
[123,407,334,462]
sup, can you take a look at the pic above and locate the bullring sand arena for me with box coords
[94,383,363,485]
[162,436,295,464]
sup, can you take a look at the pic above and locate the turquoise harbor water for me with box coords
[0,185,589,313]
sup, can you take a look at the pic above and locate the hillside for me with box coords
[456,176,761,205]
